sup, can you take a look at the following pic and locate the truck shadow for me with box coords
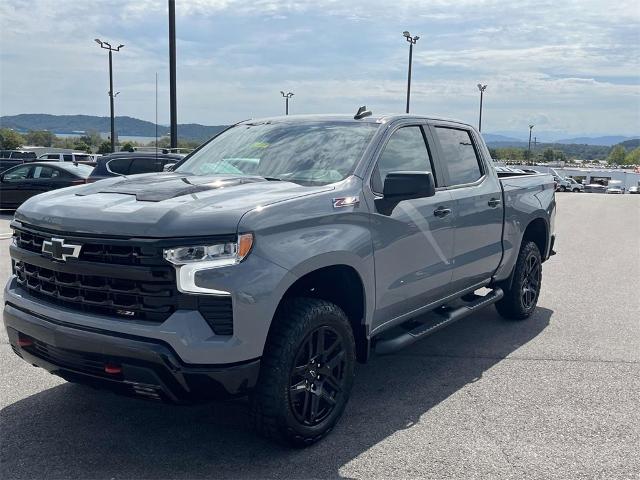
[0,307,552,479]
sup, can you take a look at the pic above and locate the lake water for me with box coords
[55,133,163,144]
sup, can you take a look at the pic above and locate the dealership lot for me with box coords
[0,194,638,479]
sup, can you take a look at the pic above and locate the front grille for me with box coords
[11,225,235,333]
[14,260,176,322]
[14,228,160,266]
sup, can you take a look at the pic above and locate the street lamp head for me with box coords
[477,84,487,92]
[288,92,294,97]
[413,36,420,42]
[94,38,103,46]
[403,31,410,38]
[280,91,285,96]
[117,44,124,50]
[529,124,534,129]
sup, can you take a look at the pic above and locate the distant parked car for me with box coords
[38,152,95,165]
[584,183,607,193]
[0,161,93,208]
[628,186,640,194]
[554,176,583,192]
[0,150,39,173]
[87,152,184,182]
[606,185,624,194]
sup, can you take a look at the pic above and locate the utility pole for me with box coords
[477,84,487,132]
[280,91,294,115]
[94,39,124,153]
[403,31,420,114]
[169,0,178,149]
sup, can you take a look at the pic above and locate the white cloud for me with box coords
[0,0,638,135]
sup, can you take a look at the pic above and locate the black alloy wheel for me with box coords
[289,326,346,426]
[521,251,541,310]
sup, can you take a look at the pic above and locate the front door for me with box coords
[366,124,456,332]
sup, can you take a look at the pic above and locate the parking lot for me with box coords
[0,193,638,479]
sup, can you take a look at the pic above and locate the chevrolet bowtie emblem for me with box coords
[42,238,82,262]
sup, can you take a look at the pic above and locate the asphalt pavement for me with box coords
[0,193,638,479]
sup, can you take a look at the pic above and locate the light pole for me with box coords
[280,91,294,115]
[477,84,487,132]
[403,31,419,114]
[168,0,178,150]
[528,125,534,163]
[95,39,124,153]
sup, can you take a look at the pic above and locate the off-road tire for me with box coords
[250,298,356,447]
[495,241,542,320]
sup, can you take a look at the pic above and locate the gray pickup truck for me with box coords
[4,112,556,446]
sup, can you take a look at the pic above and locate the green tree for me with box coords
[625,147,640,165]
[25,130,56,147]
[607,145,627,165]
[73,140,91,153]
[120,141,135,152]
[542,148,554,162]
[0,128,25,149]
[97,141,112,154]
[79,130,103,147]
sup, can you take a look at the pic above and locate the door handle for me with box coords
[434,206,452,218]
[488,198,501,208]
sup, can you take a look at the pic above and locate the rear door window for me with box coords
[106,158,133,175]
[433,127,483,186]
[129,158,160,175]
[32,166,60,179]
[63,154,73,162]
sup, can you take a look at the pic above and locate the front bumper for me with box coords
[4,302,260,403]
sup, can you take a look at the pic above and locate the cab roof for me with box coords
[239,113,472,128]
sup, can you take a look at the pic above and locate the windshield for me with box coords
[176,121,378,186]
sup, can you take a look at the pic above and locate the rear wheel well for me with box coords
[522,218,548,258]
[276,265,368,362]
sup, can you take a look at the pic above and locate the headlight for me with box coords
[164,233,253,295]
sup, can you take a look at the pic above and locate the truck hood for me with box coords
[14,173,333,237]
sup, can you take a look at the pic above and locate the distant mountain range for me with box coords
[1,114,638,146]
[0,114,228,141]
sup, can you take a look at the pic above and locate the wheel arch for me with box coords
[273,261,371,363]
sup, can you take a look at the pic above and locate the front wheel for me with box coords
[573,188,581,193]
[496,241,542,320]
[250,298,356,447]
[559,186,567,192]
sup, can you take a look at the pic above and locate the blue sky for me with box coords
[0,0,639,139]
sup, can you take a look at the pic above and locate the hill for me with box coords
[0,114,228,141]
[554,135,638,146]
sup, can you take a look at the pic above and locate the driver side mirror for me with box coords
[376,171,436,215]
[383,171,435,200]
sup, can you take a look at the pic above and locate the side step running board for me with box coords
[374,288,504,355]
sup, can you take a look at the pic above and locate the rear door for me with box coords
[429,123,504,291]
[366,122,456,331]
[27,165,68,196]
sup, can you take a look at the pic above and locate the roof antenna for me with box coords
[354,106,372,120]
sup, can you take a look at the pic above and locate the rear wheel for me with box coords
[250,298,356,447]
[496,241,542,320]
[572,188,581,193]
[559,186,566,192]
